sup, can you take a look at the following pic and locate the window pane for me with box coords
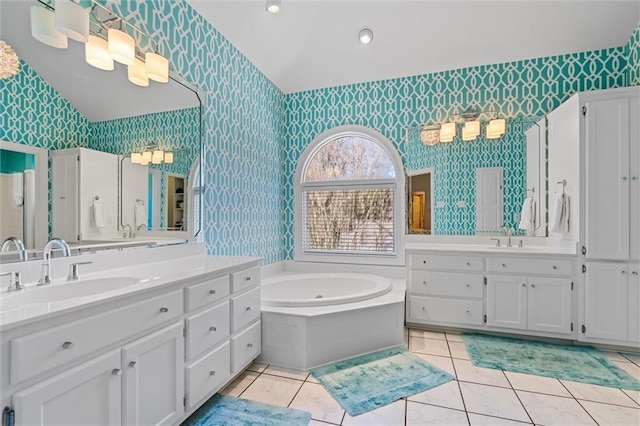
[303,188,394,253]
[304,136,396,182]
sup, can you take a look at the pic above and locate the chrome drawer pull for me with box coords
[632,271,639,276]
[531,284,536,288]
[422,306,426,311]
[422,281,427,285]
[210,371,216,376]
[62,341,74,349]
[423,260,427,264]
[129,361,137,368]
[552,265,558,270]
[522,283,526,287]
[245,276,252,281]
[159,307,169,313]
[466,262,471,266]
[466,284,470,288]
[622,270,627,275]
[246,306,252,311]
[209,289,216,295]
[210,326,217,332]
[502,263,507,267]
[112,369,122,376]
[465,310,470,314]
[247,343,253,348]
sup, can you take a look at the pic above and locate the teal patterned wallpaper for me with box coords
[283,46,628,257]
[628,23,640,86]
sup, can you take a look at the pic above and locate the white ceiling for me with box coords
[188,0,640,94]
[0,0,199,122]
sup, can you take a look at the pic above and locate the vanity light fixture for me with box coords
[486,118,506,139]
[417,109,507,146]
[131,147,174,165]
[85,35,113,71]
[54,0,89,43]
[358,27,374,45]
[128,57,149,87]
[163,152,174,164]
[462,120,480,141]
[0,41,21,79]
[265,0,282,14]
[439,122,456,143]
[145,52,169,83]
[108,27,135,65]
[30,5,68,49]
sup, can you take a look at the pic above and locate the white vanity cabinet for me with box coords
[2,258,262,426]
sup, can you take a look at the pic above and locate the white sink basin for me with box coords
[0,277,140,312]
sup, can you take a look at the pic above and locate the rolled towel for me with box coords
[549,194,564,233]
[561,195,570,233]
[92,200,106,228]
[134,203,147,229]
[518,197,536,236]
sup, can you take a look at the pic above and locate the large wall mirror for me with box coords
[406,116,546,237]
[1,1,203,254]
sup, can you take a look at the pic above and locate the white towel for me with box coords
[134,203,147,229]
[549,193,570,234]
[92,200,106,228]
[12,172,23,206]
[518,197,536,236]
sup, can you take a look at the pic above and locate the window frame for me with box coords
[294,125,405,266]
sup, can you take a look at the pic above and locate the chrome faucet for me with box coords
[506,227,515,248]
[1,237,28,262]
[123,224,133,239]
[38,238,71,286]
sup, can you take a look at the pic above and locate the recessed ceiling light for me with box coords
[265,0,282,14]
[358,27,374,45]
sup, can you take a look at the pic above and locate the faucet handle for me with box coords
[2,271,23,292]
[490,238,501,247]
[67,261,93,281]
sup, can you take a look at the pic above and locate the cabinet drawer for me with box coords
[409,296,484,326]
[410,254,483,272]
[410,271,484,299]
[231,267,260,293]
[186,302,230,361]
[11,290,183,384]
[487,257,572,276]
[185,275,230,312]
[231,320,261,374]
[231,287,261,332]
[186,342,230,409]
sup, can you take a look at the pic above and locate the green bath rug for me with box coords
[463,333,640,391]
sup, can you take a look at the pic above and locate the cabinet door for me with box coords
[122,322,184,426]
[628,267,640,343]
[13,350,121,426]
[487,275,527,330]
[585,98,630,260]
[527,277,572,334]
[630,97,640,261]
[584,262,628,341]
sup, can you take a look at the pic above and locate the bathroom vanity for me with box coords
[0,243,261,426]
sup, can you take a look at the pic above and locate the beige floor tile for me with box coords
[219,371,260,397]
[414,353,456,376]
[453,359,511,388]
[247,362,268,373]
[603,350,633,363]
[289,382,345,425]
[581,400,640,426]
[407,380,464,410]
[621,352,640,365]
[446,332,464,343]
[263,365,309,381]
[449,341,471,360]
[562,380,639,407]
[622,389,640,406]
[410,329,447,340]
[410,336,451,357]
[341,399,405,426]
[504,371,571,397]
[613,360,640,380]
[468,413,531,425]
[517,390,596,425]
[240,374,303,407]
[406,401,468,425]
[307,375,320,384]
[460,382,530,423]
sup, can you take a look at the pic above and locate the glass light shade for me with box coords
[164,152,174,164]
[131,152,142,164]
[141,151,152,163]
[108,28,135,65]
[31,6,68,49]
[85,35,114,71]
[128,58,149,87]
[54,0,89,42]
[145,52,169,83]
[439,122,456,143]
[152,150,164,164]
[265,0,282,14]
[358,28,374,45]
[420,127,440,146]
[462,120,480,141]
[486,118,506,139]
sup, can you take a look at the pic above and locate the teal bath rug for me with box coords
[311,346,454,416]
[181,394,311,426]
[463,333,640,391]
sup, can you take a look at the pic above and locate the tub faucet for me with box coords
[38,238,71,286]
[1,237,27,262]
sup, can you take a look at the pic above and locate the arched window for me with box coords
[295,125,405,265]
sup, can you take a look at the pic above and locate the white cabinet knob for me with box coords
[129,361,137,368]
[112,369,122,376]
[62,341,74,349]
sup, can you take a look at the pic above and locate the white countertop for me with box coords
[405,242,577,256]
[0,247,261,330]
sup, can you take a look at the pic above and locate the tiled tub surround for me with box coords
[0,244,262,425]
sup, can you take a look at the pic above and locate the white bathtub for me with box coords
[259,271,405,370]
[262,273,393,307]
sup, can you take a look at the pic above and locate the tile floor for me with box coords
[219,328,640,425]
